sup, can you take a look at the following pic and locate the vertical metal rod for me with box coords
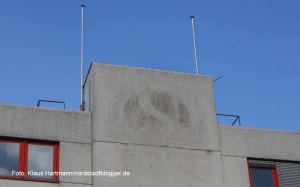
[190,16,199,75]
[80,4,85,110]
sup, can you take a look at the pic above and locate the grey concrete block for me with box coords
[60,142,92,184]
[87,63,220,151]
[221,156,250,187]
[92,141,224,187]
[0,104,91,144]
[219,125,300,161]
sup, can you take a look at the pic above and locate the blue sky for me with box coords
[1,0,300,131]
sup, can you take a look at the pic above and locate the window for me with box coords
[0,137,59,182]
[249,159,300,187]
[248,160,279,187]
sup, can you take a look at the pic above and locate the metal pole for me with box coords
[80,4,85,110]
[190,16,199,75]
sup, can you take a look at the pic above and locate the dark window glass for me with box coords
[0,142,20,176]
[27,144,53,179]
[251,167,275,187]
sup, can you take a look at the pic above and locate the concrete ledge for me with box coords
[92,141,224,187]
[219,125,300,161]
[221,156,250,187]
[88,63,220,151]
[0,104,91,144]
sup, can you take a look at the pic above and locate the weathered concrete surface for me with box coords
[92,141,224,187]
[0,180,91,187]
[221,156,250,187]
[219,125,300,161]
[60,142,92,185]
[87,63,220,151]
[0,104,91,144]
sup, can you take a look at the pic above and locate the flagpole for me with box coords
[190,16,199,75]
[80,4,85,110]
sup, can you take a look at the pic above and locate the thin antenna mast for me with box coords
[80,3,85,110]
[190,16,199,75]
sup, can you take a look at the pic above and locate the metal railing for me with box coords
[216,113,241,126]
[37,100,66,109]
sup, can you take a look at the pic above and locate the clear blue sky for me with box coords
[1,0,300,131]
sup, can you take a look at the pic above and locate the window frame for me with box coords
[0,137,59,183]
[248,160,279,187]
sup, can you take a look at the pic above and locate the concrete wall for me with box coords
[60,142,92,185]
[87,63,220,151]
[0,104,91,144]
[92,142,224,187]
[0,104,92,186]
[219,125,300,161]
[221,156,250,187]
[85,63,223,187]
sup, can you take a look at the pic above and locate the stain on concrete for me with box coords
[150,91,189,127]
[150,91,175,118]
[124,90,189,127]
[124,94,162,127]
[178,102,189,127]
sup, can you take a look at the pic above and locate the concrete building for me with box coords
[1,63,300,187]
